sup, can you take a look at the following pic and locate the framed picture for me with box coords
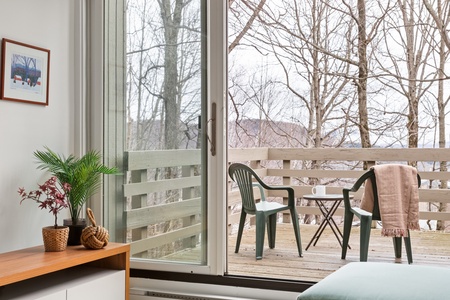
[1,39,50,105]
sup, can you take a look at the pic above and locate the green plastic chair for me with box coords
[228,163,302,260]
[341,169,420,264]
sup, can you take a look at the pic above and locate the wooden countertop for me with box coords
[0,242,130,287]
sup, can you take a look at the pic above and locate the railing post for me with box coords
[249,160,261,170]
[282,160,291,223]
[182,165,197,248]
[130,169,148,258]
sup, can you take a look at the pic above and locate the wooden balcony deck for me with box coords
[227,224,450,282]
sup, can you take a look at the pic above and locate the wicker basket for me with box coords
[42,226,69,252]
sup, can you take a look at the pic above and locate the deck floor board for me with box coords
[162,223,450,282]
[227,224,450,281]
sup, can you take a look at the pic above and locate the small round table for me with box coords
[303,194,352,251]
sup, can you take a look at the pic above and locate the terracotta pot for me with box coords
[63,219,87,246]
[42,226,69,252]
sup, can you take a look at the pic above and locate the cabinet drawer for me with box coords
[0,267,125,300]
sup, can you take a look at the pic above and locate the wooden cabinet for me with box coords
[66,268,125,300]
[0,243,129,300]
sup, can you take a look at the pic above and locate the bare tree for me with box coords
[229,0,267,53]
[126,0,201,153]
[435,0,450,230]
[229,0,450,153]
[421,0,450,230]
[126,1,164,151]
[373,0,436,161]
[356,0,371,154]
[230,0,360,223]
[423,0,450,50]
[230,0,357,149]
[160,0,183,151]
[333,0,396,170]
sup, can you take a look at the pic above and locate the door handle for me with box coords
[211,102,216,156]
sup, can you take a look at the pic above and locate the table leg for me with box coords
[305,215,327,250]
[314,201,339,246]
[305,200,332,250]
[306,200,351,250]
[322,201,345,246]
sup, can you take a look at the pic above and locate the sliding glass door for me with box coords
[99,0,227,275]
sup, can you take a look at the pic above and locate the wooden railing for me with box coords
[228,148,450,229]
[124,150,202,257]
[124,148,450,256]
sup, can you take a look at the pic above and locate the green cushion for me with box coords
[297,262,450,300]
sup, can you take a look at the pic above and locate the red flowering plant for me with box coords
[18,176,70,229]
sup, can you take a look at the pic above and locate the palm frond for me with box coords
[33,147,119,221]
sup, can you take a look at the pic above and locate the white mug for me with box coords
[312,185,326,196]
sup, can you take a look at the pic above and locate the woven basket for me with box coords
[42,226,69,252]
[81,208,109,250]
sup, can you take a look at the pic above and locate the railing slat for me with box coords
[267,148,450,161]
[268,169,450,181]
[228,148,269,162]
[124,176,201,197]
[126,198,201,229]
[131,224,202,255]
[126,149,201,170]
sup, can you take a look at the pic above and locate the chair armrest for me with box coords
[244,166,295,206]
[263,185,296,207]
[343,188,371,218]
[252,183,295,204]
[252,183,266,202]
[351,207,372,218]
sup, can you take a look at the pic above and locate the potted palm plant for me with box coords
[33,147,118,245]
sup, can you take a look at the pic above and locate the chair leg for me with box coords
[341,210,354,259]
[404,230,413,264]
[393,232,413,264]
[255,212,266,260]
[267,214,277,249]
[290,207,302,257]
[359,215,372,262]
[393,237,402,259]
[235,211,246,253]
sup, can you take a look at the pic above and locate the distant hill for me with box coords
[228,118,308,148]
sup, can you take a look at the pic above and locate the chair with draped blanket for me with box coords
[228,163,302,260]
[341,164,421,264]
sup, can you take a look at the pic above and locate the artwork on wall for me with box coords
[1,39,50,106]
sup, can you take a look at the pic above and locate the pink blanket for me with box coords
[360,164,420,237]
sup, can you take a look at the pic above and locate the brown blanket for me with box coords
[360,164,420,237]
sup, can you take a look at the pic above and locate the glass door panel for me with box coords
[124,0,206,265]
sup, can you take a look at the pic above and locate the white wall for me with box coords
[0,0,75,252]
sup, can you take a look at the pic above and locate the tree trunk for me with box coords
[357,0,371,169]
[161,0,183,151]
[160,1,184,213]
[436,0,448,230]
[401,0,419,154]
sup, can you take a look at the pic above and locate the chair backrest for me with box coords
[360,170,381,220]
[228,163,261,213]
[353,168,421,221]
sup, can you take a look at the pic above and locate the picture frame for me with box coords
[1,39,50,106]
